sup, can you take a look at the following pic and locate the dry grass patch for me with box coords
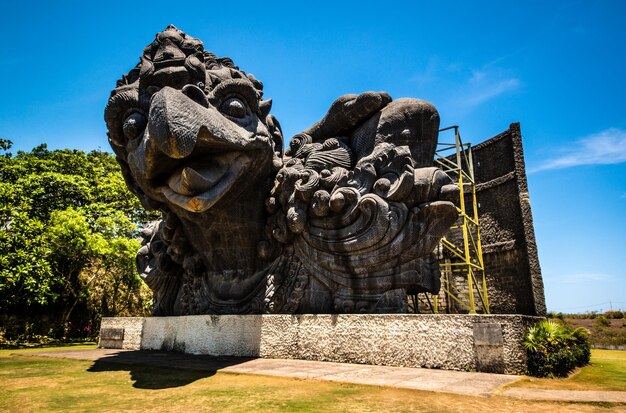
[0,350,623,412]
[565,318,626,348]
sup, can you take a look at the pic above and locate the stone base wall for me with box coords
[99,317,144,349]
[99,314,540,374]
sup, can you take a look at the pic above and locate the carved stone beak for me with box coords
[148,86,256,159]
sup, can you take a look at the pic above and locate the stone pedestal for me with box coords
[99,314,540,375]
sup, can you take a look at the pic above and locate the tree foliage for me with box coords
[0,142,158,340]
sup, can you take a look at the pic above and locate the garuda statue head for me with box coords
[105,26,459,315]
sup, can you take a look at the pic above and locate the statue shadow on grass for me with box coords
[87,350,255,389]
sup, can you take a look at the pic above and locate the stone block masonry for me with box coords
[100,314,540,375]
[472,123,546,316]
[99,317,143,349]
[425,123,545,317]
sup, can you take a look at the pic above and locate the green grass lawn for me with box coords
[0,342,97,356]
[510,349,626,392]
[0,346,623,412]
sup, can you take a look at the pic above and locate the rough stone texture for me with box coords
[99,328,125,349]
[141,315,262,355]
[98,317,144,350]
[471,123,546,316]
[258,314,537,375]
[104,26,459,315]
[102,314,539,374]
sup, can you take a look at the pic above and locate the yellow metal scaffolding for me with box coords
[408,126,490,314]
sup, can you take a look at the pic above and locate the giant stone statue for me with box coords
[105,26,460,315]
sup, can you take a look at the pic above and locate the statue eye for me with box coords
[123,112,147,140]
[221,97,248,118]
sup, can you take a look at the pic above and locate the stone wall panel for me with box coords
[101,314,540,374]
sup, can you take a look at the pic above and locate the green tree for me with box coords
[0,141,157,341]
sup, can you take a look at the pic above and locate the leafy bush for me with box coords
[524,319,591,378]
[605,311,624,319]
[595,316,610,328]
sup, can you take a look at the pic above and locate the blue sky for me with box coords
[1,1,624,313]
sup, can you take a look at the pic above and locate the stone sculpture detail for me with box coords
[105,26,459,315]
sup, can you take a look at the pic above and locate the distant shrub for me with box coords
[547,312,564,320]
[524,319,591,378]
[560,312,596,319]
[605,311,624,320]
[595,316,610,328]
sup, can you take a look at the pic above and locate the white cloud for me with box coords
[410,58,520,112]
[555,273,611,283]
[531,128,626,173]
[461,70,520,107]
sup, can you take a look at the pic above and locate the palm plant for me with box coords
[523,319,590,377]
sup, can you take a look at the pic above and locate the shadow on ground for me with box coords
[87,350,255,389]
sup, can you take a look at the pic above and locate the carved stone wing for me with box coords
[266,93,459,313]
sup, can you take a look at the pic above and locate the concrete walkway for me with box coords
[26,349,626,402]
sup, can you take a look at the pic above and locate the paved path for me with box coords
[24,349,626,402]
